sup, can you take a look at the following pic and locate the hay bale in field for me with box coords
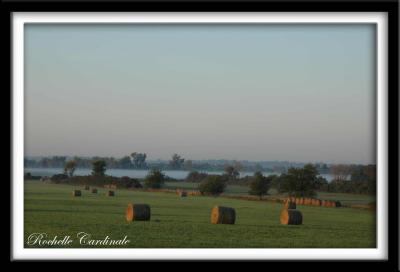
[126,203,151,221]
[178,191,187,197]
[210,206,236,224]
[91,188,98,194]
[107,190,115,197]
[304,198,312,205]
[72,190,81,197]
[310,198,316,205]
[311,199,321,206]
[322,200,335,207]
[280,209,303,225]
[84,185,90,190]
[284,200,296,209]
[188,191,201,196]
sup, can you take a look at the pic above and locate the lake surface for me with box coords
[24,167,334,181]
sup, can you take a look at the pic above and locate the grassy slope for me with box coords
[24,181,376,248]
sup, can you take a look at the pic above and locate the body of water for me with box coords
[24,167,334,181]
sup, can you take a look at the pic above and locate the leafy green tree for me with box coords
[198,175,227,196]
[144,169,165,188]
[63,160,77,177]
[92,160,106,176]
[118,156,132,168]
[224,165,239,180]
[278,164,320,197]
[131,152,147,169]
[248,171,272,199]
[169,154,185,169]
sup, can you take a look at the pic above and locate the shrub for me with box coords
[50,173,69,183]
[119,176,142,189]
[92,160,106,176]
[144,169,165,189]
[24,172,41,180]
[248,172,272,199]
[198,175,227,196]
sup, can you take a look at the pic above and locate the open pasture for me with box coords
[24,181,376,248]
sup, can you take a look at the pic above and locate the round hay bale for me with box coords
[284,201,296,209]
[304,198,312,205]
[312,199,321,206]
[179,191,187,197]
[107,190,115,197]
[126,203,151,221]
[210,206,236,224]
[84,185,90,190]
[91,188,98,194]
[280,209,303,225]
[72,190,81,197]
[323,201,334,207]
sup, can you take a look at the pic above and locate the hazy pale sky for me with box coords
[24,24,376,164]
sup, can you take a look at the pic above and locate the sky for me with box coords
[24,24,376,164]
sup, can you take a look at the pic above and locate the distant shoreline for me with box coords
[23,167,334,181]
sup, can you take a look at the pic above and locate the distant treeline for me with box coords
[24,154,331,173]
[26,160,376,195]
[184,164,376,195]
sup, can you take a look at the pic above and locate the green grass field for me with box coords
[24,180,376,248]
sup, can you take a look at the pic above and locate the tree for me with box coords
[118,176,142,189]
[131,152,147,169]
[248,171,272,199]
[118,156,132,168]
[330,164,352,181]
[144,169,165,188]
[224,165,240,180]
[198,175,227,196]
[92,160,106,176]
[64,160,77,177]
[278,164,321,197]
[169,154,185,170]
[183,160,193,171]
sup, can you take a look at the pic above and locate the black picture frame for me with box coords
[5,0,399,266]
